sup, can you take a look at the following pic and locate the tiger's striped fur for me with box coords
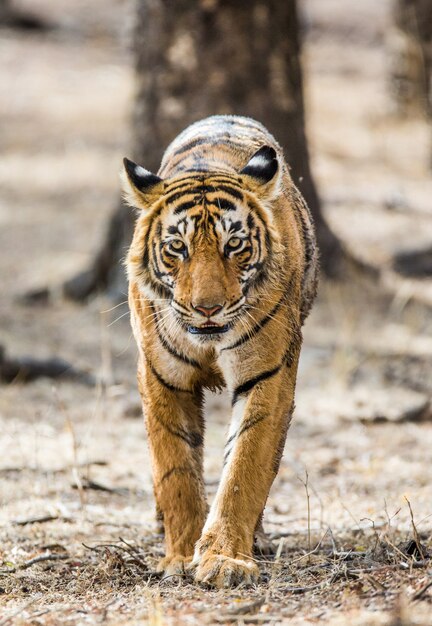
[122,115,318,588]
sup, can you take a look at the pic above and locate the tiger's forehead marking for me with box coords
[163,204,245,236]
[162,192,248,235]
[157,171,251,240]
[163,171,243,192]
[163,173,245,204]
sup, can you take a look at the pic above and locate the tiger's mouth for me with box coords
[187,322,230,335]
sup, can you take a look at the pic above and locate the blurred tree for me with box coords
[390,0,431,116]
[0,0,50,30]
[389,0,432,277]
[64,0,348,301]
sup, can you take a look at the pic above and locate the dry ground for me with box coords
[0,1,431,624]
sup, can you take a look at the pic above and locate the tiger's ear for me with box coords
[240,146,280,199]
[121,157,164,209]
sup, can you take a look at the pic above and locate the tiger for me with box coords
[122,115,318,588]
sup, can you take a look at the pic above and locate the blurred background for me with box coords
[0,1,431,624]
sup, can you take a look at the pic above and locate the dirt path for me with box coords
[0,1,431,624]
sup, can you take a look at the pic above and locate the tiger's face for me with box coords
[123,147,280,343]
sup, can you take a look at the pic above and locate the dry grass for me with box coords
[1,504,431,624]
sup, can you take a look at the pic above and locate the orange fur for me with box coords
[122,115,318,588]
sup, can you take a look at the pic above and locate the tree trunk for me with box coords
[0,0,51,30]
[64,0,345,301]
[387,0,432,277]
[390,0,432,116]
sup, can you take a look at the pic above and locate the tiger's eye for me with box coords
[168,239,186,252]
[227,237,242,250]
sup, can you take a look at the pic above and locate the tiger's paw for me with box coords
[193,554,258,588]
[157,554,192,579]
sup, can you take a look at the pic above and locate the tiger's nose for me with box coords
[192,303,224,318]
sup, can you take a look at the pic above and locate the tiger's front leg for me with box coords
[138,360,207,577]
[193,339,300,588]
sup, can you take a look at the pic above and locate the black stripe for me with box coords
[151,242,171,280]
[165,188,203,203]
[147,278,172,299]
[172,299,190,314]
[272,402,294,474]
[232,364,281,405]
[226,296,244,312]
[147,358,192,394]
[227,220,243,233]
[216,185,243,200]
[167,225,180,235]
[164,185,216,203]
[222,414,267,463]
[164,178,203,195]
[142,235,150,268]
[230,325,301,404]
[285,326,302,369]
[184,431,203,447]
[246,200,272,251]
[155,416,203,448]
[247,267,269,292]
[142,214,158,268]
[172,137,214,157]
[246,261,264,273]
[162,251,179,264]
[297,205,314,268]
[222,117,262,131]
[153,315,200,368]
[239,245,253,257]
[173,200,198,214]
[151,262,170,280]
[225,433,236,447]
[206,176,244,189]
[160,466,194,483]
[222,296,285,351]
[165,183,243,205]
[211,197,237,211]
[254,227,262,260]
[238,414,266,436]
[264,229,272,254]
[182,167,211,173]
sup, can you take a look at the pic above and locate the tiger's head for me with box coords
[122,146,282,343]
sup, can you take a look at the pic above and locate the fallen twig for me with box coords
[412,577,432,601]
[405,497,426,560]
[82,541,149,571]
[21,553,69,570]
[72,478,146,497]
[0,460,108,476]
[119,536,142,554]
[2,553,69,574]
[12,515,59,526]
[364,573,387,592]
